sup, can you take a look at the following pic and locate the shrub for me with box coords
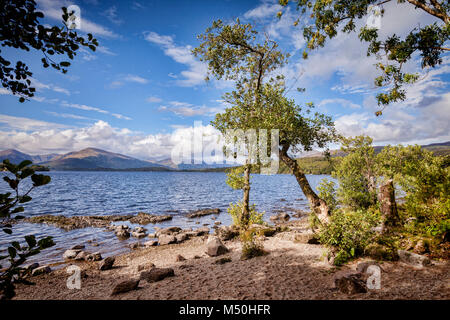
[317,178,338,213]
[227,200,264,228]
[319,208,381,265]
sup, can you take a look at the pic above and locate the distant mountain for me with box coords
[153,158,234,170]
[0,149,59,164]
[41,148,169,170]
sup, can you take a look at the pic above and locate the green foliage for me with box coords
[280,0,449,113]
[227,200,264,228]
[333,136,377,210]
[0,159,54,299]
[240,227,266,260]
[225,167,245,190]
[317,178,337,213]
[319,208,381,265]
[0,0,99,101]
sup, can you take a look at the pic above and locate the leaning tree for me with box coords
[194,20,337,224]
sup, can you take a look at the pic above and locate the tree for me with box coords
[194,20,336,225]
[0,0,98,102]
[279,0,449,115]
[254,84,337,223]
[0,160,54,299]
[194,19,288,227]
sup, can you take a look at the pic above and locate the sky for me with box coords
[0,0,449,161]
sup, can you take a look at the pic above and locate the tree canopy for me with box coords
[279,0,449,115]
[0,0,98,102]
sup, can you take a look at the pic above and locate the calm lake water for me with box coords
[0,171,331,266]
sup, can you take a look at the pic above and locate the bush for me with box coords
[227,201,264,228]
[317,178,338,213]
[319,208,381,265]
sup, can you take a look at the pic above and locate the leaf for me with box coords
[38,236,55,249]
[25,235,37,248]
[19,195,32,203]
[3,228,12,234]
[8,247,16,259]
[60,61,71,67]
[11,241,21,250]
[17,160,32,170]
[31,174,51,186]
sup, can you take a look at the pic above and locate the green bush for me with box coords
[317,178,338,213]
[319,208,381,265]
[227,200,264,228]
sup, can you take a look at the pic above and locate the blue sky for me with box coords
[0,0,449,160]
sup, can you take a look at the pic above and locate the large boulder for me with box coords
[195,226,210,236]
[86,252,102,262]
[111,279,139,295]
[187,208,220,218]
[294,233,320,244]
[398,250,431,267]
[140,268,174,283]
[175,233,189,243]
[205,236,229,257]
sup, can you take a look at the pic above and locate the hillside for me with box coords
[41,148,168,170]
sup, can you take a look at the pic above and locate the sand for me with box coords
[13,218,450,300]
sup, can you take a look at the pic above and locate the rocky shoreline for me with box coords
[12,216,450,300]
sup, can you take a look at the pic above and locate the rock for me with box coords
[205,236,229,257]
[334,271,367,294]
[115,229,130,238]
[214,257,232,265]
[398,250,431,267]
[86,252,102,261]
[175,233,189,243]
[270,212,290,222]
[31,266,51,276]
[26,263,40,271]
[136,263,155,273]
[193,255,201,259]
[215,225,239,241]
[294,233,320,244]
[148,233,156,239]
[140,268,174,283]
[111,279,140,295]
[129,242,141,249]
[71,244,85,250]
[156,226,182,237]
[195,227,210,236]
[74,251,89,261]
[186,208,220,218]
[175,254,186,262]
[158,234,177,245]
[130,212,172,224]
[131,231,147,238]
[115,225,129,231]
[63,249,81,260]
[413,240,429,254]
[144,240,158,247]
[99,257,115,271]
[134,226,147,233]
[214,221,221,225]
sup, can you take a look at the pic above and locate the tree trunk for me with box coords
[279,145,330,224]
[378,179,399,233]
[241,160,251,227]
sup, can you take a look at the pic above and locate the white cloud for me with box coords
[103,6,123,25]
[0,119,230,163]
[244,2,282,19]
[123,74,149,84]
[146,96,162,103]
[60,101,132,120]
[319,98,361,109]
[0,114,69,131]
[144,31,207,87]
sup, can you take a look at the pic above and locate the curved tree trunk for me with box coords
[279,145,330,224]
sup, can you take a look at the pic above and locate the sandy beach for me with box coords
[13,217,450,300]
